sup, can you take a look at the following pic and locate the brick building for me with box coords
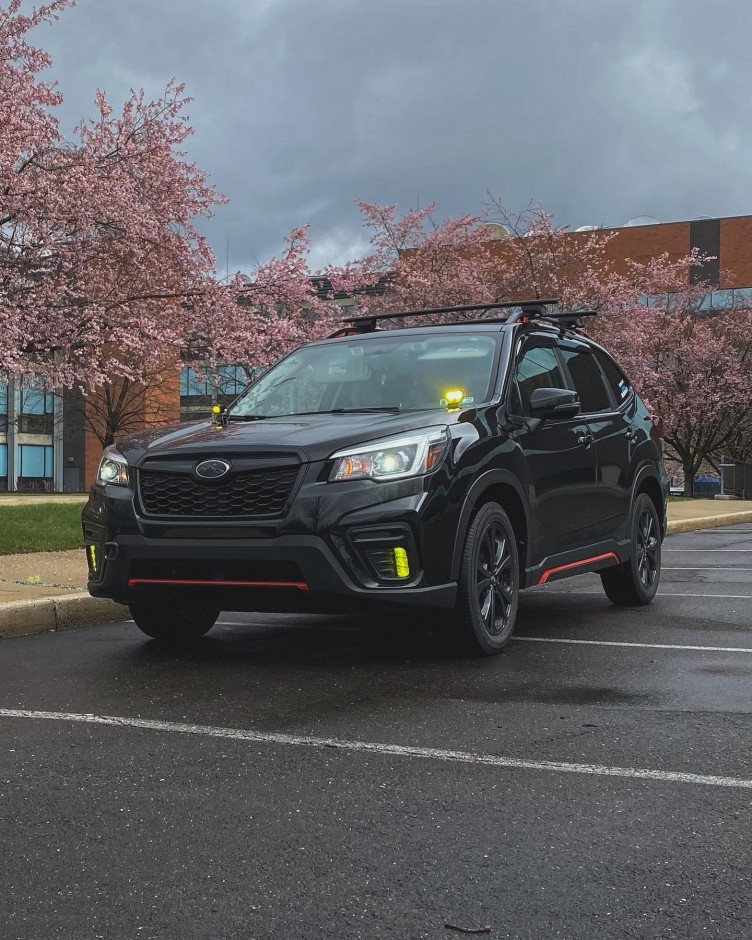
[2,213,750,492]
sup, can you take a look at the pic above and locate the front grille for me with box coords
[138,465,299,518]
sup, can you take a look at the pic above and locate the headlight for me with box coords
[96,446,130,487]
[329,428,449,482]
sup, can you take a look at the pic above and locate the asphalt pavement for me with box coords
[1,524,751,939]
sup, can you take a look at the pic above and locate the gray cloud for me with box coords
[37,0,752,273]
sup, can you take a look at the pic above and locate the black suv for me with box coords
[83,299,668,655]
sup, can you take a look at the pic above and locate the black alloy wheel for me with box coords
[600,492,661,606]
[636,503,660,590]
[128,602,220,642]
[455,501,519,655]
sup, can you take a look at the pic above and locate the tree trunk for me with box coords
[683,459,697,498]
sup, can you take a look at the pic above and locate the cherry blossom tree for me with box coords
[189,225,338,372]
[0,0,236,392]
[593,274,752,496]
[325,200,619,319]
[325,202,502,316]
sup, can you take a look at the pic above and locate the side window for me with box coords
[560,347,612,413]
[514,343,566,417]
[594,350,632,405]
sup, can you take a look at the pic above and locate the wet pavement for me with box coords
[1,525,751,939]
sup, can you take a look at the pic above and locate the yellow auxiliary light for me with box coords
[211,404,222,415]
[87,544,98,573]
[392,546,410,579]
[443,388,465,408]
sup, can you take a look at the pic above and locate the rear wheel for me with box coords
[452,502,519,655]
[600,492,661,606]
[128,602,220,642]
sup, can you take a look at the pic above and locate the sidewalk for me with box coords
[2,497,752,638]
[0,493,87,506]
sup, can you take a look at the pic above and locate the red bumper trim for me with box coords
[127,578,310,592]
[538,552,620,585]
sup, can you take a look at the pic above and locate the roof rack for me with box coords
[328,298,597,337]
[345,298,559,324]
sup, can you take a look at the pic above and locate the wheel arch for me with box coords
[451,471,530,580]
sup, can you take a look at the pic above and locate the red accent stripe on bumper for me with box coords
[127,578,310,592]
[538,552,620,585]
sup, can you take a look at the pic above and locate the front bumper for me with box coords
[84,530,455,612]
[82,472,458,612]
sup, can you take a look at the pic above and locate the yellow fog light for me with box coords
[392,547,410,578]
[87,544,98,573]
[212,404,222,415]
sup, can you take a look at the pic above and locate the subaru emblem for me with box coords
[195,459,231,480]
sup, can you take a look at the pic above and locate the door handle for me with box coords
[577,433,594,448]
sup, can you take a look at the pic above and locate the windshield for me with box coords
[228,332,500,418]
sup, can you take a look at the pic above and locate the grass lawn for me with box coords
[0,503,84,554]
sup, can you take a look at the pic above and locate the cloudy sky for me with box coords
[37,0,752,275]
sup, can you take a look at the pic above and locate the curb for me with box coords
[0,593,127,640]
[666,510,752,535]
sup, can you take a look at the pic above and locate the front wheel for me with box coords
[128,602,220,642]
[600,493,661,606]
[453,502,520,655]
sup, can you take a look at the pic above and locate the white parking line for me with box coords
[537,591,752,599]
[663,567,752,571]
[514,636,752,654]
[1,708,751,791]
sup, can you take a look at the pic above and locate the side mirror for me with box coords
[529,387,581,420]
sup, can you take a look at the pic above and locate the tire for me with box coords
[128,602,219,642]
[452,502,520,655]
[600,492,661,606]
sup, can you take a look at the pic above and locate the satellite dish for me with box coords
[482,223,513,240]
[574,225,599,232]
[624,215,661,227]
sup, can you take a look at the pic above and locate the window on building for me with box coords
[180,364,253,415]
[179,367,212,398]
[19,381,54,434]
[18,444,54,491]
[0,382,7,431]
[216,365,251,411]
[216,365,247,399]
[0,443,7,492]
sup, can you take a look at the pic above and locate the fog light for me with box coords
[392,547,410,578]
[86,544,98,575]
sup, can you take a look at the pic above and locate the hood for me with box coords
[116,409,470,466]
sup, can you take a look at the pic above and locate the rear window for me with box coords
[594,350,631,405]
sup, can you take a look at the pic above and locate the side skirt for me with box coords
[523,539,631,589]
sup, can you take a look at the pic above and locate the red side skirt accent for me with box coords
[538,552,620,585]
[128,578,310,592]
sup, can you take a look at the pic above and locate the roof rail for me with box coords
[327,298,597,338]
[343,298,560,327]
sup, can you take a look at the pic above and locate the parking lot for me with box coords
[1,523,751,939]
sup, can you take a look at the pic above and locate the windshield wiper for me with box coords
[226,407,401,421]
[330,407,400,414]
[283,407,401,416]
[225,413,271,421]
